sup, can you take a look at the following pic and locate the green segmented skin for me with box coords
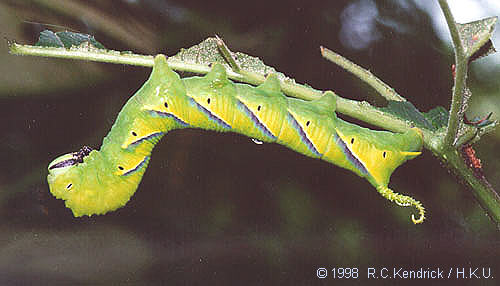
[47,54,425,223]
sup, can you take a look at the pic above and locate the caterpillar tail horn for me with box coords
[376,186,426,224]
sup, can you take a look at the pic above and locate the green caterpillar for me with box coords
[48,55,425,223]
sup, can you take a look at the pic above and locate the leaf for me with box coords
[470,40,496,62]
[456,16,497,60]
[170,37,296,83]
[424,106,449,130]
[35,30,106,49]
[379,101,434,130]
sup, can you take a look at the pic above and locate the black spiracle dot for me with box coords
[351,138,355,144]
[66,183,72,189]
[164,102,168,108]
[257,105,262,111]
[383,151,387,158]
[118,166,124,170]
[207,98,211,104]
[132,131,137,136]
[306,121,310,126]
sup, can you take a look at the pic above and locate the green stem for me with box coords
[438,0,500,227]
[10,43,155,66]
[320,46,406,102]
[439,0,467,147]
[9,26,500,226]
[445,149,500,228]
[9,42,421,143]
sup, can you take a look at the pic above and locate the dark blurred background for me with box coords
[0,0,499,285]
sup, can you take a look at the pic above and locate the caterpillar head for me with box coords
[369,127,424,187]
[48,146,144,217]
[335,126,423,189]
[399,127,424,157]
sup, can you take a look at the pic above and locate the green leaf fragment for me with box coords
[171,37,295,83]
[35,30,106,49]
[470,40,496,62]
[379,101,434,130]
[456,16,497,60]
[36,30,64,48]
[478,120,498,134]
[424,106,449,130]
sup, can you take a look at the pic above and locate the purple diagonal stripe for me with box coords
[334,133,368,175]
[147,110,190,127]
[122,156,150,176]
[189,97,232,130]
[236,100,276,141]
[287,113,321,157]
[127,132,164,147]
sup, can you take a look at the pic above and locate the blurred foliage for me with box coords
[0,0,499,285]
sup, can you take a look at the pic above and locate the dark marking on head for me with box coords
[306,121,310,127]
[351,138,355,144]
[49,146,94,170]
[132,131,137,136]
[164,102,168,108]
[208,63,213,68]
[73,146,93,163]
[383,151,387,158]
[79,146,93,155]
[118,166,124,170]
[66,183,72,190]
[49,159,77,170]
[257,105,262,111]
[207,98,211,104]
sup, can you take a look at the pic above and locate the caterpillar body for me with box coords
[48,55,425,223]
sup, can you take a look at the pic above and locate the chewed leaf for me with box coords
[424,106,449,130]
[456,17,497,60]
[35,30,64,48]
[170,37,295,83]
[35,30,106,49]
[171,38,224,66]
[379,101,434,130]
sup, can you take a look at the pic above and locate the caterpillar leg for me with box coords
[376,186,426,224]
